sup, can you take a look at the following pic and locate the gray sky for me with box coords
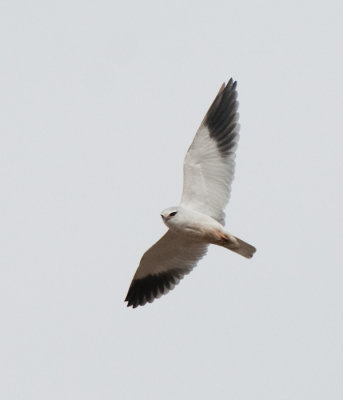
[1,1,342,399]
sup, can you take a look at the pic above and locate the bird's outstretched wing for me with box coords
[181,79,240,223]
[125,231,208,308]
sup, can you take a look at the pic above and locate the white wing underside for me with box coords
[181,80,240,224]
[181,124,238,224]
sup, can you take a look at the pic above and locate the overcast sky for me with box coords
[1,1,342,399]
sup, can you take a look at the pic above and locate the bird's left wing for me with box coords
[125,230,208,308]
[181,79,240,224]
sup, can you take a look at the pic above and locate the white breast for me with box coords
[167,207,225,241]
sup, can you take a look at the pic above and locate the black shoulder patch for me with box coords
[204,78,239,157]
[125,269,186,308]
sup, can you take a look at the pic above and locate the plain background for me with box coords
[1,1,342,399]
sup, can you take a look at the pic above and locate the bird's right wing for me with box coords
[181,79,240,224]
[125,230,208,308]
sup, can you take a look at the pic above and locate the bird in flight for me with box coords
[125,78,256,308]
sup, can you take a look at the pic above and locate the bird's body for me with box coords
[125,78,256,308]
[161,206,225,242]
[162,206,255,258]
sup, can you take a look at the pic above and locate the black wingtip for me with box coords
[124,269,185,309]
[203,78,240,157]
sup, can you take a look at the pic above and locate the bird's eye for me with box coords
[169,211,177,217]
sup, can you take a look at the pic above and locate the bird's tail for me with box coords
[219,234,256,259]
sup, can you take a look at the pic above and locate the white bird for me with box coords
[125,78,256,308]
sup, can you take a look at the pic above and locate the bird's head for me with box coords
[161,207,180,227]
